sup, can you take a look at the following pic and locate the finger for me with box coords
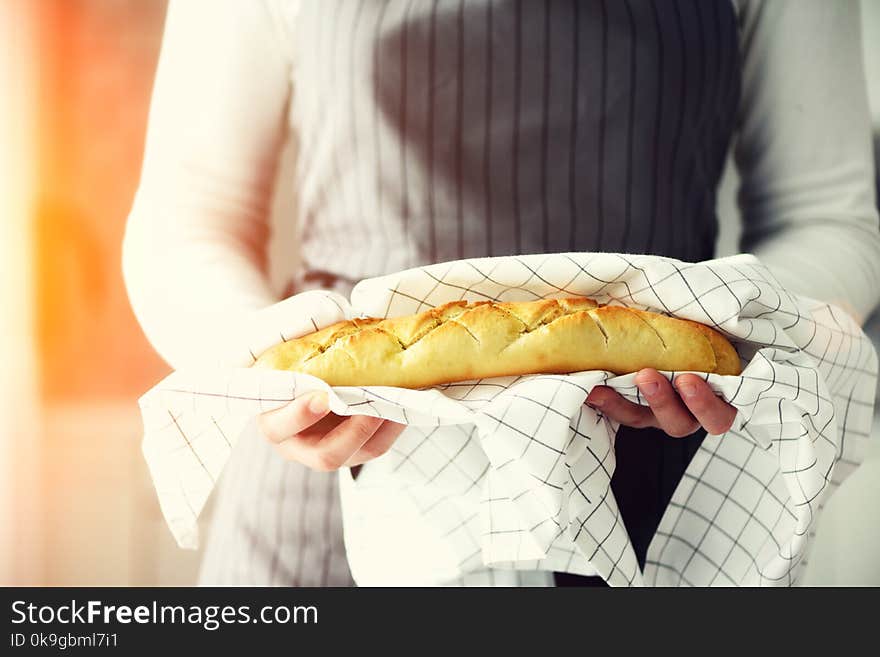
[345,421,407,466]
[258,391,330,443]
[634,369,701,438]
[273,415,398,469]
[272,414,381,469]
[674,374,737,436]
[288,413,348,444]
[276,414,385,472]
[586,385,656,429]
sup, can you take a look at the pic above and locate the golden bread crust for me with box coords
[253,297,742,387]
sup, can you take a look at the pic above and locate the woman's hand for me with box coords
[260,368,735,471]
[258,392,406,471]
[586,368,737,437]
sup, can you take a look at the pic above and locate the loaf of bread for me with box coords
[253,297,741,387]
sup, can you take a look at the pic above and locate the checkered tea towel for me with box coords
[137,252,877,586]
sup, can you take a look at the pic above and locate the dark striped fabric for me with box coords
[199,0,742,586]
[290,0,740,276]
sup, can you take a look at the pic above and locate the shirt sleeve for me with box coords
[734,0,880,324]
[122,0,294,369]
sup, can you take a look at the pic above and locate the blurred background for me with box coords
[1,0,878,586]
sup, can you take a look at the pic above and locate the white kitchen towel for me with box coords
[137,252,877,586]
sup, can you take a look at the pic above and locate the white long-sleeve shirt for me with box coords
[123,0,880,373]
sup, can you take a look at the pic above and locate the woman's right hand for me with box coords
[258,392,406,471]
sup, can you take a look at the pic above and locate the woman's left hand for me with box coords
[585,368,737,437]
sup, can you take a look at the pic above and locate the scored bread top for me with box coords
[253,297,741,388]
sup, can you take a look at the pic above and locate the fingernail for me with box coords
[308,392,328,415]
[677,383,697,398]
[637,381,659,397]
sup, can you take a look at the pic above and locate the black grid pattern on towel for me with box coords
[139,253,877,586]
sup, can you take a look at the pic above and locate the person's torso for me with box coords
[286,0,741,281]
